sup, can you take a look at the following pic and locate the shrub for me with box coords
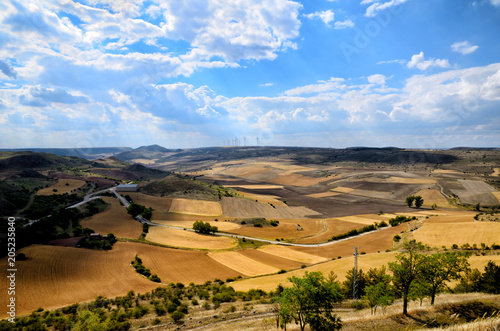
[171,311,185,323]
[393,235,401,242]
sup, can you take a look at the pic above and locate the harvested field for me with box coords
[169,198,222,216]
[0,242,244,318]
[296,219,367,244]
[36,179,85,195]
[153,215,240,231]
[451,180,499,205]
[269,173,329,187]
[413,222,500,246]
[335,214,392,225]
[229,218,326,241]
[415,188,452,207]
[493,168,500,176]
[146,226,236,249]
[331,186,355,193]
[225,184,285,190]
[235,190,286,206]
[387,177,436,184]
[238,249,303,270]
[306,191,341,198]
[126,192,172,212]
[207,251,280,276]
[257,245,327,264]
[293,225,403,259]
[81,197,143,239]
[221,197,320,219]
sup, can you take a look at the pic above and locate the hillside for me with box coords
[114,145,500,176]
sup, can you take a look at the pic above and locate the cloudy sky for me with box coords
[0,0,499,149]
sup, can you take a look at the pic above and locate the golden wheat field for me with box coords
[413,222,500,246]
[207,251,280,276]
[146,226,236,249]
[36,179,86,195]
[81,197,143,238]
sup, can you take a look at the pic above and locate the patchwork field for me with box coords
[0,242,244,318]
[6,150,500,324]
[81,197,143,238]
[36,179,85,195]
[146,226,236,249]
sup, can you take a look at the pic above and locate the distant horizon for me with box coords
[1,1,499,148]
[1,144,499,151]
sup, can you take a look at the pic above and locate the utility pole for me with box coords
[353,246,359,300]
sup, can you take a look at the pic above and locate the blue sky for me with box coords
[0,0,499,149]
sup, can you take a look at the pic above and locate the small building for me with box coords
[89,233,102,239]
[116,184,139,192]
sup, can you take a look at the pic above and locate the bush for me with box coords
[171,311,185,323]
[393,235,401,242]
[193,221,218,234]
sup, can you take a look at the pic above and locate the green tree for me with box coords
[364,282,394,315]
[475,261,500,294]
[405,196,415,208]
[388,240,426,315]
[193,221,217,234]
[341,268,366,299]
[414,196,424,208]
[420,252,470,305]
[278,271,343,331]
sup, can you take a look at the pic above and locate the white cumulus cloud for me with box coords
[304,10,335,26]
[407,52,450,70]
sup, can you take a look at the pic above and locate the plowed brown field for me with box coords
[220,197,320,219]
[81,197,143,238]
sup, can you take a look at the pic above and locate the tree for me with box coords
[192,221,218,234]
[475,261,500,294]
[341,268,366,299]
[364,266,394,314]
[388,240,426,315]
[405,196,415,208]
[419,252,470,305]
[364,282,394,315]
[414,196,424,208]
[279,271,343,331]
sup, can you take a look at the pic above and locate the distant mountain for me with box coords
[0,151,95,173]
[115,144,179,161]
[0,147,133,160]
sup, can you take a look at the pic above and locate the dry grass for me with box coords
[36,179,85,195]
[81,197,143,238]
[413,222,500,246]
[169,198,222,216]
[207,251,280,276]
[492,168,500,176]
[146,226,236,249]
[387,176,437,184]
